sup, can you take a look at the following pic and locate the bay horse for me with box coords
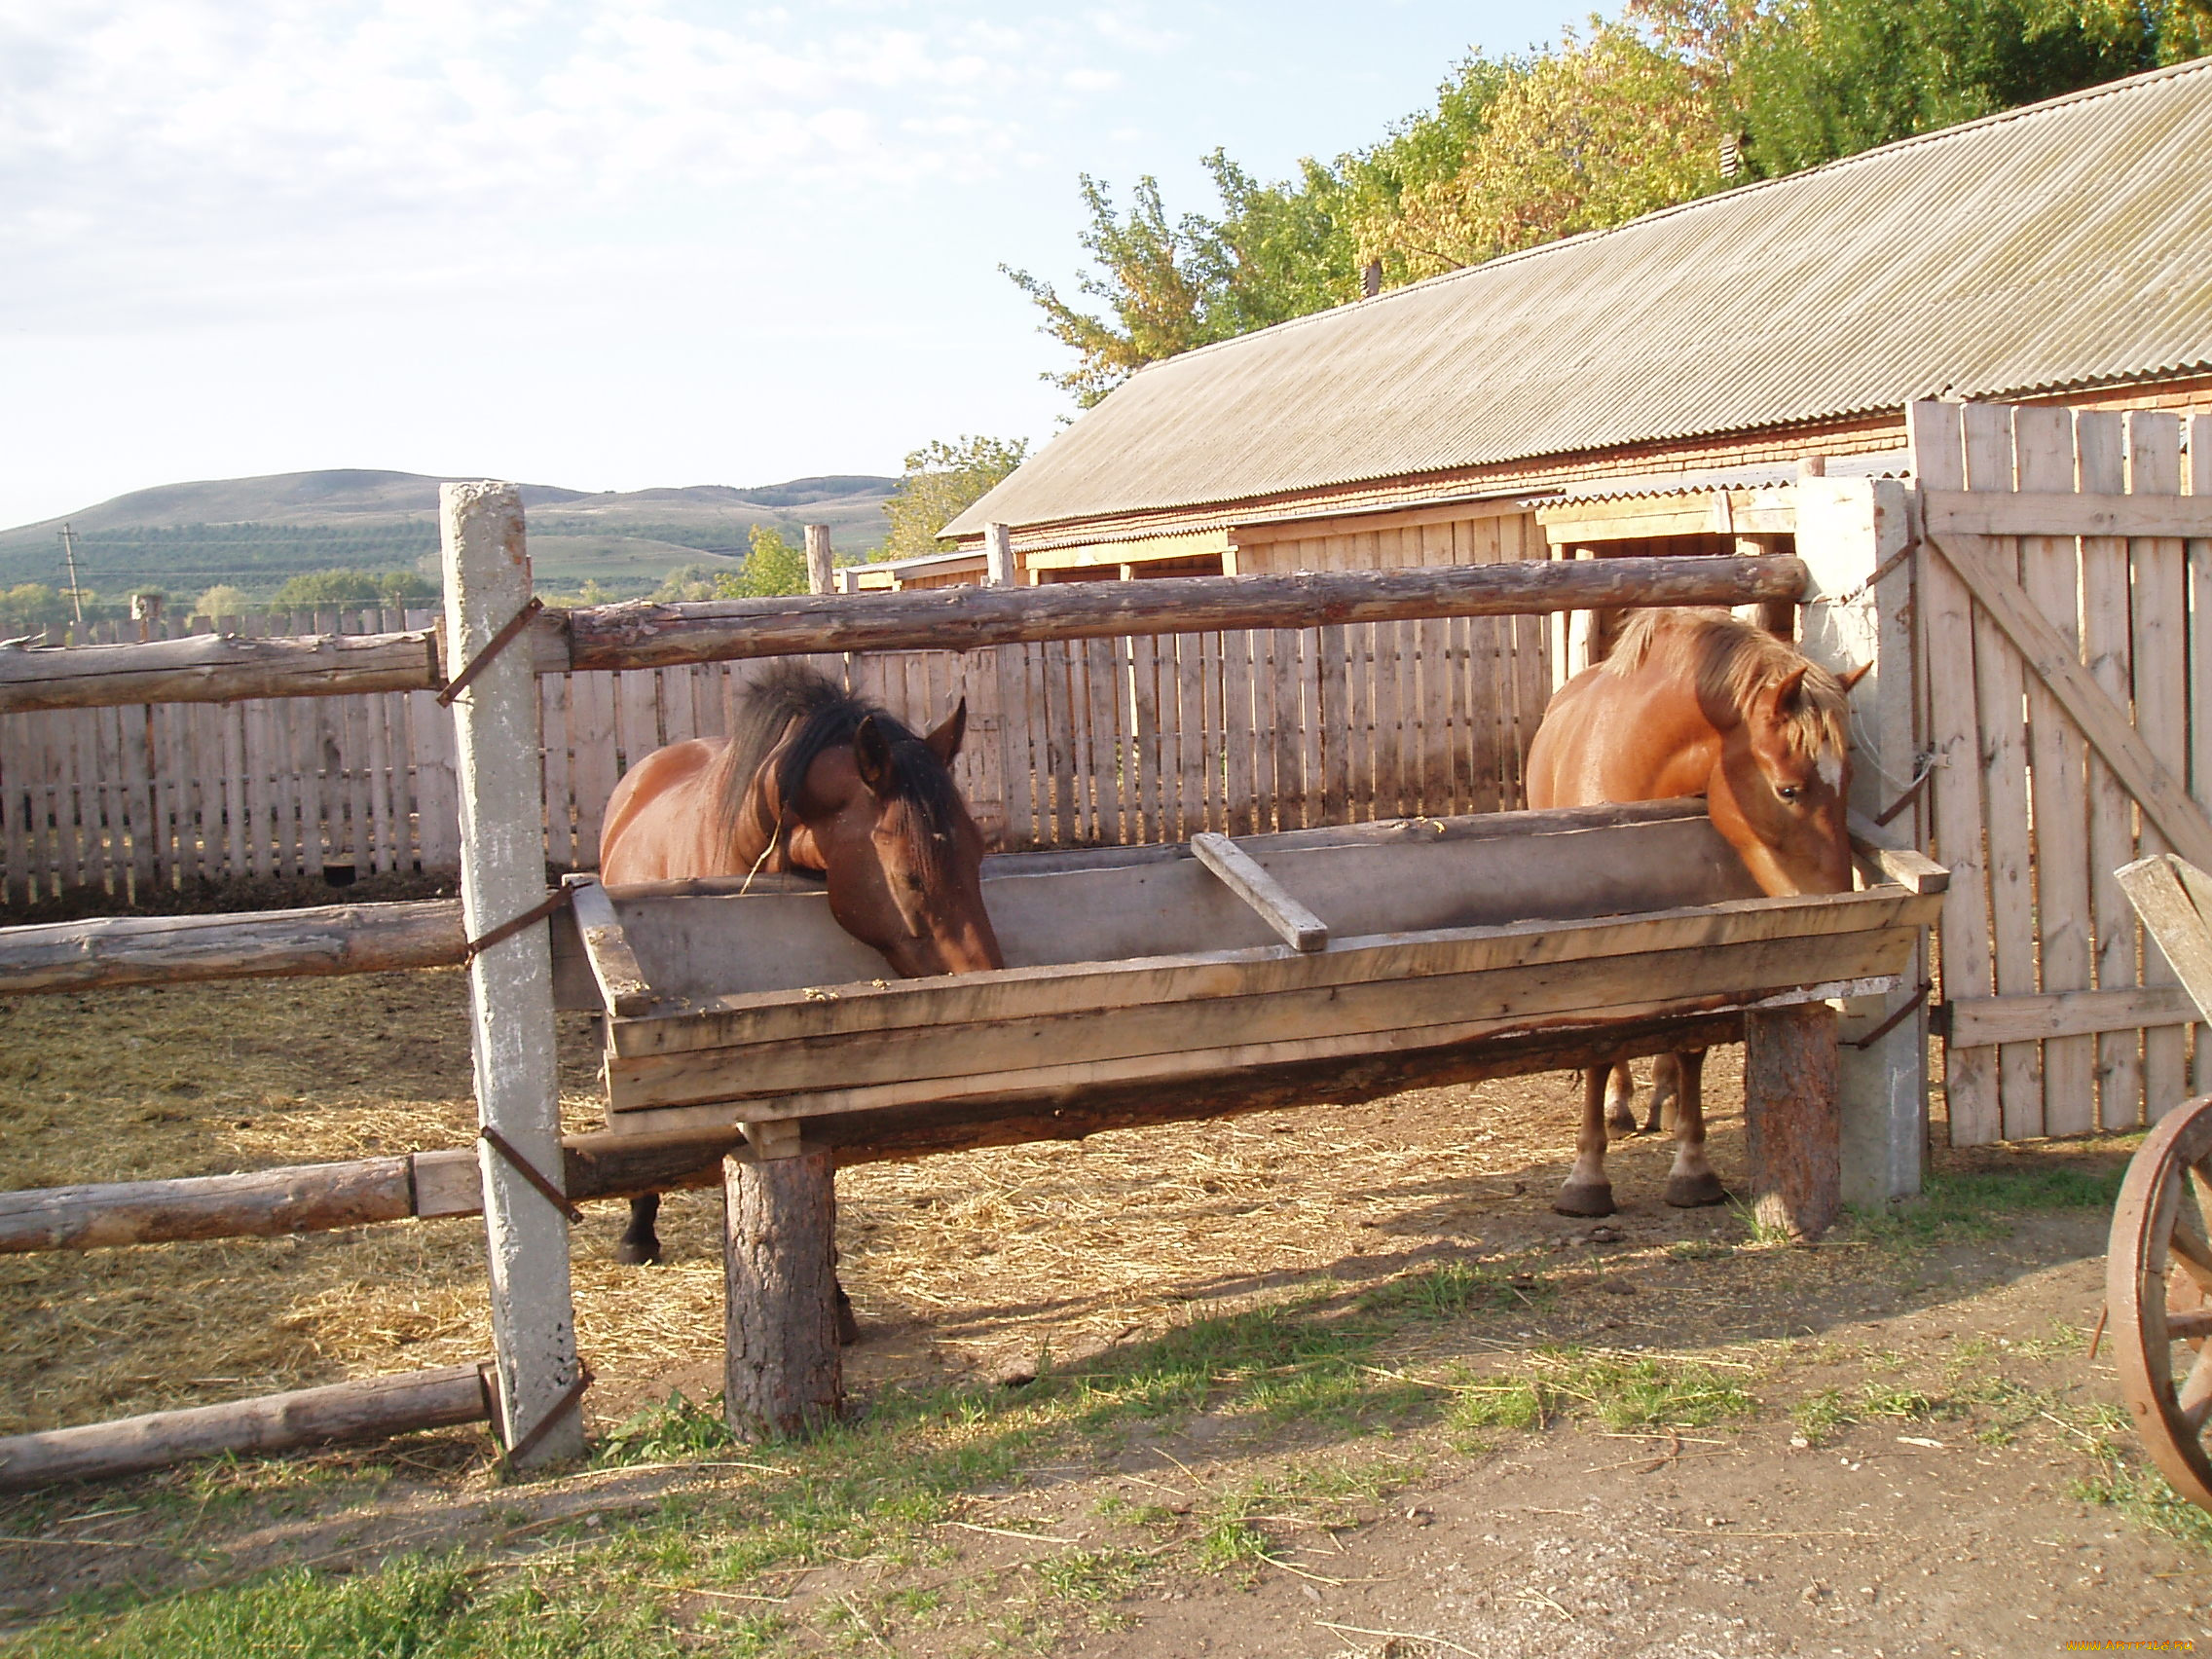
[1524,608,1866,1218]
[599,662,1003,1270]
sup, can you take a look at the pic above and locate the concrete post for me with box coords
[441,481,586,1465]
[1795,471,1926,1205]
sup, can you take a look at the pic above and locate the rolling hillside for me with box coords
[0,469,899,603]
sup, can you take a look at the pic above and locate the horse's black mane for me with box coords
[711,662,963,876]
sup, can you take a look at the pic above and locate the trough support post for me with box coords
[442,482,586,1467]
[723,1128,844,1439]
[1795,472,1926,1205]
[804,525,834,596]
[1744,1002,1843,1239]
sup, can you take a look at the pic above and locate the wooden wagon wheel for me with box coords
[2107,1091,2212,1512]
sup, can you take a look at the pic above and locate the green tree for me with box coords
[880,437,1031,560]
[0,583,73,637]
[193,583,251,620]
[377,571,436,605]
[1733,0,2174,173]
[711,524,812,599]
[1376,22,1729,280]
[273,569,385,608]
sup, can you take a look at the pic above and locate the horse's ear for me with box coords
[925,699,967,765]
[1766,665,1810,717]
[1838,659,1873,694]
[853,715,894,794]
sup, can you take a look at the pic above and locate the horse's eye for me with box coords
[1777,785,1802,803]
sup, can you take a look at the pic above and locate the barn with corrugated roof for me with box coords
[847,58,2212,593]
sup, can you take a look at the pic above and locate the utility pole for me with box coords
[57,524,86,625]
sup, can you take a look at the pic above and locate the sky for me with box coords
[0,0,1590,532]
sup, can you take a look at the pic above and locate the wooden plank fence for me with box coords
[0,613,1546,903]
[1913,402,2212,1139]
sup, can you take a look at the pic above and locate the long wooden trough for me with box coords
[573,799,1936,1138]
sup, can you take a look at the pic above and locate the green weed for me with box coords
[597,1390,739,1464]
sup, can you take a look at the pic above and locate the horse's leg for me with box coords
[616,1193,663,1266]
[1646,1052,1681,1136]
[1604,1061,1639,1137]
[1661,1050,1729,1207]
[1554,1066,1617,1217]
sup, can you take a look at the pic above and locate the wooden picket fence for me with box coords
[0,610,1547,903]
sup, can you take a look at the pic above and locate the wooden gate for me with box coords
[1907,401,2212,1142]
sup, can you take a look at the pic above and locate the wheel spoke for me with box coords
[2180,1344,2212,1429]
[2170,1309,2212,1343]
[2172,1205,2212,1286]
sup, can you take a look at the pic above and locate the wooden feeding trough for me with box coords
[566,797,1943,1435]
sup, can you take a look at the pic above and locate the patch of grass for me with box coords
[1358,1261,1547,1320]
[1732,1200,1799,1250]
[1444,1349,1755,1437]
[1448,1377,1548,1434]
[2073,1455,2212,1550]
[15,1555,694,1659]
[1193,1514,1274,1577]
[1791,1387,1854,1447]
[1858,1384,1943,1420]
[1031,1545,1154,1605]
[1851,1165,2122,1250]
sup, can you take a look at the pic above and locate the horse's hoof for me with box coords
[614,1237,663,1267]
[1553,1182,1617,1218]
[1663,1173,1730,1208]
[1605,1111,1641,1139]
[834,1285,862,1347]
[1644,1112,1670,1137]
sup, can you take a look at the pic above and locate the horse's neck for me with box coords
[1590,658,1728,801]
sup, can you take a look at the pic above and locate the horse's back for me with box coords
[600,738,729,883]
[1524,665,1618,811]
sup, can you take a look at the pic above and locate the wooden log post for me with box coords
[804,525,834,597]
[442,482,586,1467]
[1744,1003,1843,1238]
[0,1363,494,1491]
[982,522,1016,587]
[723,1125,843,1439]
[1795,469,1926,1204]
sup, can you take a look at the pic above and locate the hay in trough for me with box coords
[0,969,1752,1436]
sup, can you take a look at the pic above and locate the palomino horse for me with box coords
[599,662,1004,1268]
[1524,608,1866,1219]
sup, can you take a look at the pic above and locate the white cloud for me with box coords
[0,0,1125,328]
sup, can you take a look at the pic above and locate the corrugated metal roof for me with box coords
[1548,452,1912,502]
[950,60,2212,537]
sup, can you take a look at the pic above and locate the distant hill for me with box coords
[0,468,900,602]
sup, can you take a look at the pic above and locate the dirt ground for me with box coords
[2,969,2208,1655]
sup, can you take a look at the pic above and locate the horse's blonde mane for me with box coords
[1604,608,1849,760]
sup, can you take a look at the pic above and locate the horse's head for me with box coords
[1706,660,1869,899]
[817,701,1003,978]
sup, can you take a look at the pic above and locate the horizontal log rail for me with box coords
[0,900,470,996]
[0,555,1806,713]
[0,626,439,715]
[0,1009,1752,1256]
[557,555,1808,670]
[0,1362,495,1491]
